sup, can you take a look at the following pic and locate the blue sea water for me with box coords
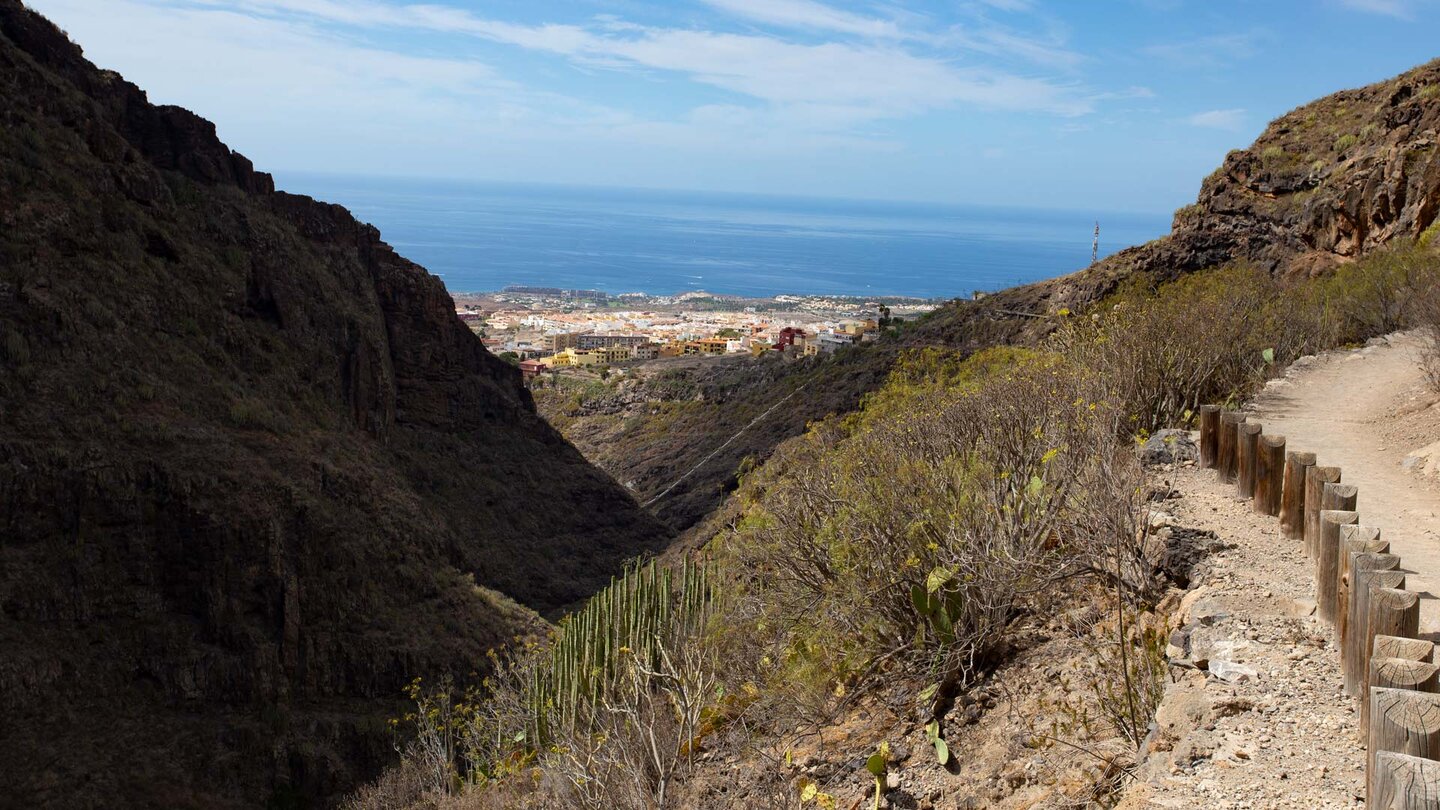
[277,173,1172,299]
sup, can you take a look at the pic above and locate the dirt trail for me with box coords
[1122,333,1440,808]
[1249,331,1440,638]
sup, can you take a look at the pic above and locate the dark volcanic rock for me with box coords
[0,3,670,806]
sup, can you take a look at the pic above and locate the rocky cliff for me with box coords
[1040,58,1440,312]
[0,3,670,806]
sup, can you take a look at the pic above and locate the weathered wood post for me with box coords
[1339,526,1387,682]
[1369,686,1440,804]
[1365,588,1423,737]
[1253,434,1286,516]
[1359,569,1411,715]
[1217,411,1244,484]
[1373,750,1440,809]
[1374,635,1436,665]
[1198,405,1221,469]
[1235,422,1262,499]
[1322,482,1359,515]
[1281,451,1317,540]
[1372,657,1440,694]
[1317,510,1360,625]
[1350,556,1406,693]
[1305,466,1342,559]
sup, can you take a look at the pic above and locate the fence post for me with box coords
[1368,686,1440,805]
[1353,560,1406,695]
[1365,587,1423,738]
[1322,482,1360,516]
[1317,509,1359,625]
[1280,451,1316,540]
[1373,750,1440,809]
[1359,569,1411,720]
[1236,422,1262,500]
[1252,434,1286,516]
[1374,635,1436,664]
[1339,526,1387,686]
[1372,657,1440,694]
[1198,404,1220,469]
[1217,411,1244,484]
[1305,466,1342,559]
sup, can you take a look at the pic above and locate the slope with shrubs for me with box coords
[364,234,1440,809]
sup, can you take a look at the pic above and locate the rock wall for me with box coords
[0,2,671,806]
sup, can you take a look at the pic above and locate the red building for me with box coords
[518,359,546,381]
[775,327,807,349]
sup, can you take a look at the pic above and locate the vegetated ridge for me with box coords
[538,58,1440,532]
[0,3,670,806]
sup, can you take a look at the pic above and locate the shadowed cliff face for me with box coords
[0,3,670,806]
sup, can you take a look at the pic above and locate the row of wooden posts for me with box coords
[1198,405,1440,808]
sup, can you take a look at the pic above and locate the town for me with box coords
[452,287,941,380]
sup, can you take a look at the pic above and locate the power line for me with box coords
[638,366,821,509]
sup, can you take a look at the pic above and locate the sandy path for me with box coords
[1121,464,1367,808]
[1248,332,1440,638]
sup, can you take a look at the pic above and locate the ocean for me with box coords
[277,173,1172,299]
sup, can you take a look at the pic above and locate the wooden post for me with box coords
[1322,481,1360,515]
[1373,750,1440,809]
[1198,405,1220,468]
[1252,434,1286,516]
[1281,451,1316,540]
[1350,556,1406,694]
[1369,687,1440,804]
[1316,509,1359,625]
[1372,657,1440,693]
[1236,422,1262,499]
[1365,588,1423,738]
[1374,635,1436,664]
[1305,466,1342,559]
[1217,411,1244,483]
[1339,526,1387,687]
[1359,569,1411,716]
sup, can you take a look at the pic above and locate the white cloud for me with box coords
[1142,32,1262,68]
[700,0,905,38]
[1336,0,1413,17]
[24,0,1153,199]
[155,0,1097,119]
[1187,108,1246,130]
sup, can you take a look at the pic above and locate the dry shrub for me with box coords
[714,351,1160,734]
[1052,265,1288,432]
[1056,242,1440,432]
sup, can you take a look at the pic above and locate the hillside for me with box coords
[539,59,1440,529]
[0,3,671,807]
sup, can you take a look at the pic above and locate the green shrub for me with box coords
[1334,133,1358,152]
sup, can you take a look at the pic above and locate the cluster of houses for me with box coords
[510,319,880,380]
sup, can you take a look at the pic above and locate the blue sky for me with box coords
[25,0,1440,214]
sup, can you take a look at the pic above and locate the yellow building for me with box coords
[838,319,878,336]
[569,348,604,367]
[659,341,687,357]
[596,345,631,364]
[684,339,729,356]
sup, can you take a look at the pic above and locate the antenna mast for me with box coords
[1091,221,1100,265]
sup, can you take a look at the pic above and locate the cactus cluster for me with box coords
[524,557,714,747]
